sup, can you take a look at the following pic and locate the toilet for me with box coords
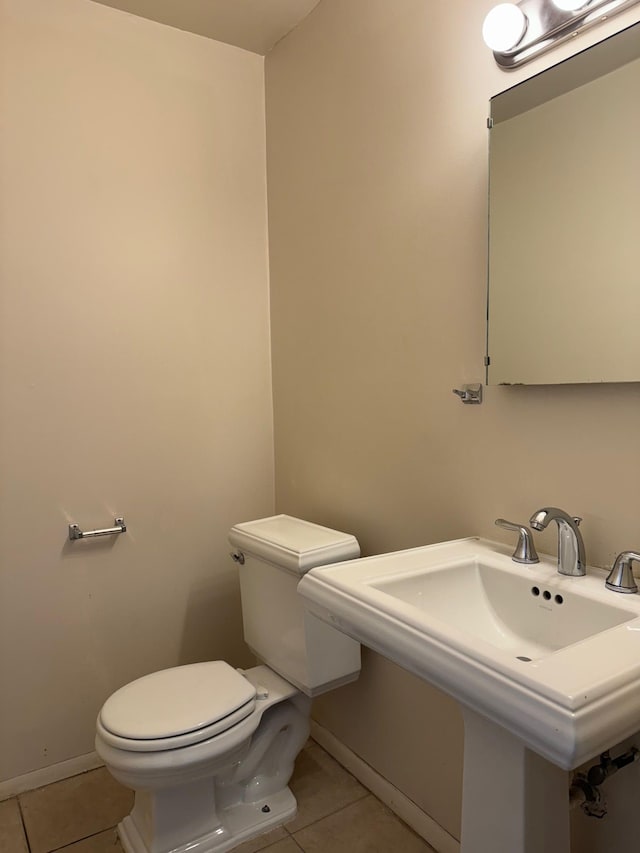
[95,515,361,853]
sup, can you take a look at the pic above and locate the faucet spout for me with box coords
[529,507,586,577]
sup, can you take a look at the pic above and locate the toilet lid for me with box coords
[99,661,256,741]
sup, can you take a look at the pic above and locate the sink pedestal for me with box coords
[461,710,570,853]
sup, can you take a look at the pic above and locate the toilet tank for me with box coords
[229,515,361,697]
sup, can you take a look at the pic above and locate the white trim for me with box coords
[0,752,104,800]
[310,720,460,853]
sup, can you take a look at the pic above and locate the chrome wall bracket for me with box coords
[452,384,483,404]
[69,517,127,541]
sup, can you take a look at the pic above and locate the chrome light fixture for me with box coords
[483,0,640,67]
[482,3,529,50]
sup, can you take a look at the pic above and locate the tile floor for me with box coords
[0,740,436,853]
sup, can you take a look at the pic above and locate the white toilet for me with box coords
[95,515,361,853]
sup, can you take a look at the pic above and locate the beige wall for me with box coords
[265,0,640,843]
[0,0,273,785]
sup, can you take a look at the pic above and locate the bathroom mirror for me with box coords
[486,22,640,385]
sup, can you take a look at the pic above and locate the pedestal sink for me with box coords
[298,538,640,853]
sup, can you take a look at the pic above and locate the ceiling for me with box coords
[90,0,322,55]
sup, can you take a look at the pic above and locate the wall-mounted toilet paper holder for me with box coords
[68,516,127,541]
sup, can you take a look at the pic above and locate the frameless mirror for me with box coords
[486,22,640,385]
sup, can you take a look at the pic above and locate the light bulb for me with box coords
[552,0,591,10]
[482,4,528,52]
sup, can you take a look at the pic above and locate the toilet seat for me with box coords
[98,661,257,752]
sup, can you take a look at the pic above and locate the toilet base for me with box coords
[102,669,310,853]
[118,786,297,853]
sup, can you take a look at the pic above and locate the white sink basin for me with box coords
[298,538,640,769]
[371,558,633,660]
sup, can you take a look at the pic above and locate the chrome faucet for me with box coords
[529,507,586,577]
[495,518,539,564]
[605,551,640,594]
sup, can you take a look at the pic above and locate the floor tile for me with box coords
[292,795,435,853]
[286,741,367,832]
[232,825,289,853]
[56,827,123,851]
[258,840,301,853]
[0,798,28,853]
[19,768,133,853]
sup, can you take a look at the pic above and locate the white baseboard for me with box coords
[0,751,104,800]
[310,720,460,853]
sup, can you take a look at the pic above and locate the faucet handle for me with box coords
[495,519,539,564]
[605,551,640,594]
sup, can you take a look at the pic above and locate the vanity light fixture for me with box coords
[552,0,591,9]
[483,0,640,67]
[482,3,529,51]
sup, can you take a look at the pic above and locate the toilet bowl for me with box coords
[96,515,361,853]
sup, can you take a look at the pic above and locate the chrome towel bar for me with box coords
[68,517,127,541]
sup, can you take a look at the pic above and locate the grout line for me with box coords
[289,793,374,839]
[46,825,118,853]
[16,797,32,853]
[286,791,370,837]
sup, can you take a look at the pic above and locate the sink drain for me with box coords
[516,655,532,662]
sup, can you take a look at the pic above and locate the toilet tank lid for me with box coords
[229,515,360,576]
